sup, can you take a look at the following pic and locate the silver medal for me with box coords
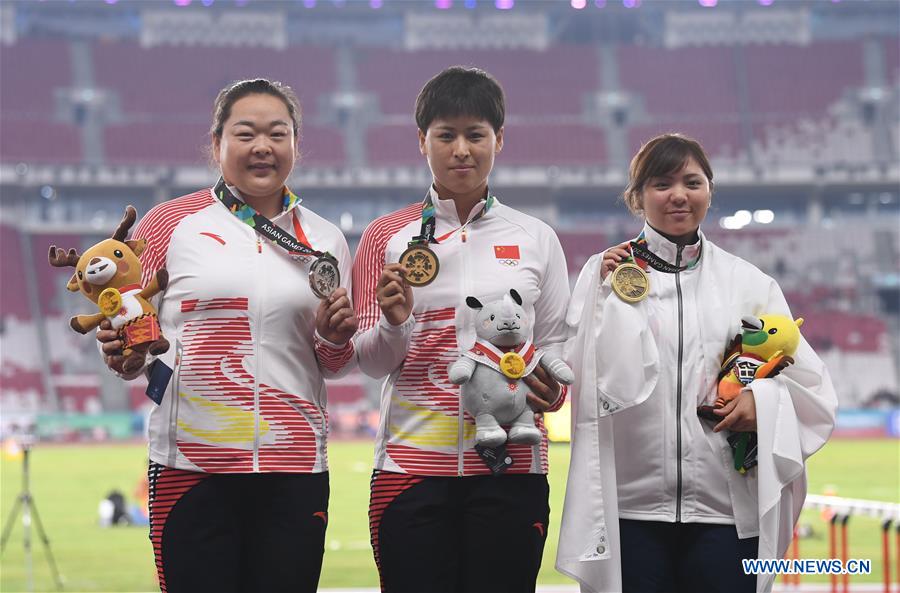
[308,256,340,300]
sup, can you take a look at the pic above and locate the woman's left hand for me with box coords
[523,365,561,418]
[315,288,358,345]
[712,390,757,432]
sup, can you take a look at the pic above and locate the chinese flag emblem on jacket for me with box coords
[494,245,520,260]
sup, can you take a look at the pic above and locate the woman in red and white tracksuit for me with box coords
[353,66,571,593]
[97,79,357,593]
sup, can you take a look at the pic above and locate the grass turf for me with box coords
[0,438,896,591]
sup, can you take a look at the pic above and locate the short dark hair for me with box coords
[415,66,505,133]
[624,133,714,215]
[210,78,302,140]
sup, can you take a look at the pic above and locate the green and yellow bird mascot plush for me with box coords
[699,314,804,473]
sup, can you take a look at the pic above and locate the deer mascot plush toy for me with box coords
[49,206,169,375]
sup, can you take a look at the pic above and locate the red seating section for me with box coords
[744,41,864,117]
[0,40,72,114]
[0,38,890,166]
[357,47,600,116]
[91,41,337,117]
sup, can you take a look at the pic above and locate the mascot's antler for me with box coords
[112,205,137,242]
[48,246,81,268]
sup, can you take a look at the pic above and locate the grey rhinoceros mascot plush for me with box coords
[448,289,574,447]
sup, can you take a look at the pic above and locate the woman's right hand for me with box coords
[377,263,413,326]
[600,241,632,280]
[97,319,143,380]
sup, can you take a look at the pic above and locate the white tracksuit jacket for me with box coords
[556,223,837,593]
[135,187,355,474]
[351,187,570,476]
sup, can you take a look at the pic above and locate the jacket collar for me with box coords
[428,185,496,226]
[641,222,703,269]
[219,183,302,222]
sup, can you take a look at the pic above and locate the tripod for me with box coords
[1,443,63,591]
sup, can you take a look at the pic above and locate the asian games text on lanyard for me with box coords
[214,177,340,299]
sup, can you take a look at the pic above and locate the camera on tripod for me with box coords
[0,430,63,592]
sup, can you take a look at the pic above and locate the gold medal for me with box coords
[499,352,526,379]
[611,262,649,303]
[400,245,440,287]
[98,287,123,316]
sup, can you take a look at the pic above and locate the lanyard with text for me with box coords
[399,189,495,287]
[412,190,496,245]
[213,177,340,299]
[627,232,702,274]
[611,231,702,303]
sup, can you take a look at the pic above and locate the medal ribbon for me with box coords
[624,231,701,274]
[409,189,495,247]
[214,177,332,261]
[471,340,535,364]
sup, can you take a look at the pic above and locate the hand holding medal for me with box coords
[602,241,650,303]
[375,263,413,325]
[377,263,414,326]
[602,233,701,303]
[315,287,358,345]
[600,242,633,280]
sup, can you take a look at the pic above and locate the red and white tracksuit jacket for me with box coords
[135,187,354,474]
[352,188,570,476]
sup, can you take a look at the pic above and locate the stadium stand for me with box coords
[0,39,72,114]
[0,39,82,163]
[0,12,897,426]
[499,124,607,166]
[627,122,743,164]
[744,41,865,117]
[102,121,210,166]
[357,46,599,116]
[0,120,83,164]
[557,230,608,274]
[91,41,337,117]
[0,36,890,168]
[0,225,29,320]
[886,36,900,82]
[618,46,741,116]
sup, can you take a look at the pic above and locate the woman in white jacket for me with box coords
[556,133,837,593]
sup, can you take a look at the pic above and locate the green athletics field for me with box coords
[1,438,897,592]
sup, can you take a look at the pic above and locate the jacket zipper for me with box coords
[253,235,263,471]
[675,244,684,522]
[457,228,469,475]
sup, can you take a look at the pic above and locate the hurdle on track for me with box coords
[782,495,900,593]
